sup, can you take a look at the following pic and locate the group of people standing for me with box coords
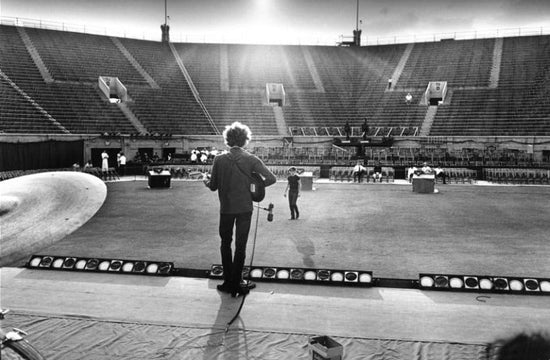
[100,150,126,175]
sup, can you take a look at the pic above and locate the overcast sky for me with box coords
[2,0,550,44]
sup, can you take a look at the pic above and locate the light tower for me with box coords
[353,0,362,46]
[161,0,170,43]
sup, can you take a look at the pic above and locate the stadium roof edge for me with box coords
[2,16,549,47]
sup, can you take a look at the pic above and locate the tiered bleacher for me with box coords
[1,24,549,181]
[118,38,215,135]
[2,24,550,138]
[429,36,550,136]
[0,25,137,134]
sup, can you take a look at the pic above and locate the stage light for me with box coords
[449,276,464,289]
[263,267,276,278]
[358,272,373,284]
[63,258,76,269]
[29,256,42,267]
[134,261,146,273]
[464,276,479,289]
[28,255,173,276]
[419,273,550,295]
[479,278,493,290]
[86,258,99,270]
[304,270,316,281]
[317,270,330,281]
[277,269,290,279]
[420,275,434,287]
[250,268,264,279]
[39,256,53,268]
[434,275,449,288]
[344,272,358,282]
[98,260,111,271]
[75,259,87,270]
[52,258,64,269]
[122,262,134,272]
[509,279,524,291]
[109,260,123,272]
[493,278,509,291]
[290,268,304,280]
[330,272,344,282]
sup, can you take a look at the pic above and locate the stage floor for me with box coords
[16,178,550,280]
[2,267,549,360]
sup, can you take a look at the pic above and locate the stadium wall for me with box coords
[1,134,550,171]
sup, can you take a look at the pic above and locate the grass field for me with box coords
[33,179,550,280]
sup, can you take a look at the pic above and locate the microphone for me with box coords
[267,203,274,222]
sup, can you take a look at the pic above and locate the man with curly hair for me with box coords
[204,122,276,297]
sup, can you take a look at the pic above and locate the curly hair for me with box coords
[223,122,251,148]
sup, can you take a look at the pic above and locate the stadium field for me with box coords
[25,179,550,280]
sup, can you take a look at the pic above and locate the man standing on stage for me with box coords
[204,122,276,297]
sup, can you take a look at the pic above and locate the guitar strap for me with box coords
[228,152,253,182]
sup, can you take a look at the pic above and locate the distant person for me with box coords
[407,165,418,183]
[421,162,433,175]
[372,161,383,182]
[101,150,109,172]
[284,167,301,220]
[344,121,351,140]
[352,160,366,183]
[84,160,93,169]
[119,152,127,176]
[204,122,276,297]
[405,92,413,105]
[200,151,208,164]
[361,118,369,140]
[434,165,446,184]
[190,150,198,164]
[388,78,392,89]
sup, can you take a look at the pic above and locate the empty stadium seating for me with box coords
[1,24,549,139]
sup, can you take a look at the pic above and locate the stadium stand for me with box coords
[1,24,549,176]
[0,25,137,134]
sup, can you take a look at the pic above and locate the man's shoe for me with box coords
[216,282,232,293]
[231,284,250,298]
[242,280,256,290]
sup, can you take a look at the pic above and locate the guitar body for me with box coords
[249,172,265,203]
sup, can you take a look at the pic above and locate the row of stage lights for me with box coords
[27,255,173,276]
[209,264,373,286]
[419,273,550,295]
[25,256,550,296]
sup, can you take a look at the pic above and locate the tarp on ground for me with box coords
[2,312,493,360]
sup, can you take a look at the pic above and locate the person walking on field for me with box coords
[284,167,301,220]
